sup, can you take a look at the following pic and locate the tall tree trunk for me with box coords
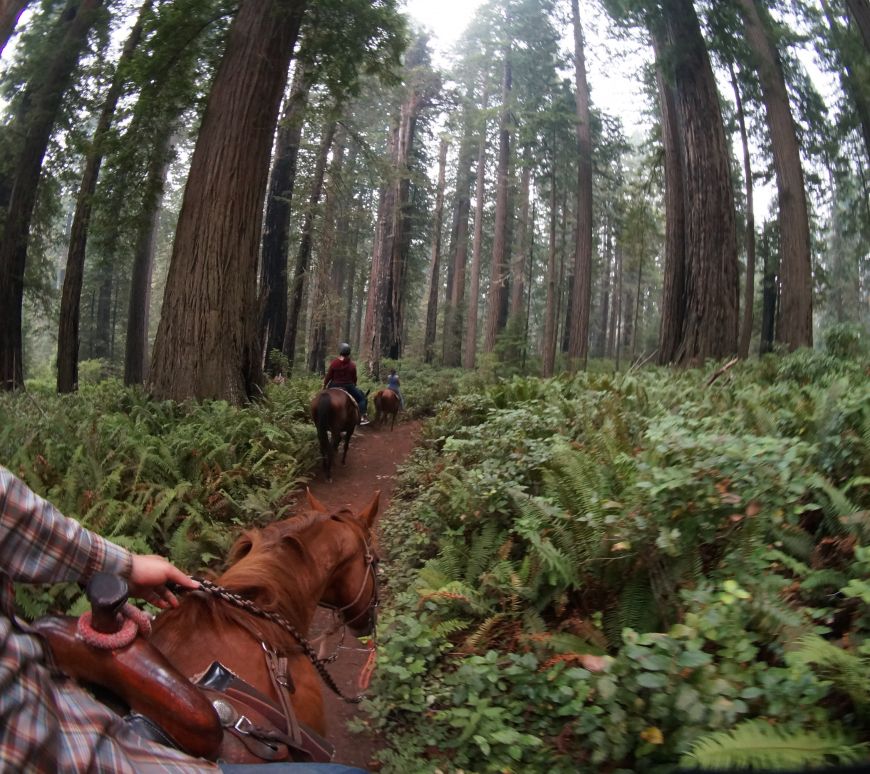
[423,137,448,363]
[442,106,475,366]
[283,117,338,371]
[653,29,687,365]
[657,0,739,365]
[729,61,757,360]
[542,155,558,377]
[0,0,30,54]
[0,0,104,391]
[597,215,612,357]
[567,0,594,369]
[57,0,151,393]
[509,147,531,320]
[94,264,113,360]
[307,124,346,375]
[738,0,812,350]
[610,244,623,365]
[259,61,312,371]
[483,53,512,353]
[149,0,305,403]
[124,133,173,386]
[463,105,488,369]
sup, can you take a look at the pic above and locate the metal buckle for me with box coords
[233,715,254,735]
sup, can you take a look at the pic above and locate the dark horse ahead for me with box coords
[310,388,359,481]
[373,388,400,431]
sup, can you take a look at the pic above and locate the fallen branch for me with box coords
[705,356,739,387]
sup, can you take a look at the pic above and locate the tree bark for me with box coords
[124,132,173,386]
[259,61,312,371]
[57,0,151,393]
[542,153,558,377]
[0,0,29,55]
[567,0,594,369]
[759,226,778,354]
[728,62,757,360]
[483,53,512,353]
[597,215,612,357]
[423,137,448,363]
[845,0,870,50]
[657,0,739,365]
[0,0,104,391]
[463,103,488,369]
[738,0,812,350]
[149,0,305,403]
[283,117,338,370]
[509,148,531,320]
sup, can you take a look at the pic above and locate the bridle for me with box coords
[186,531,380,704]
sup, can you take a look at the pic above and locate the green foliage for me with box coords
[370,353,870,772]
[0,378,319,617]
[681,719,867,770]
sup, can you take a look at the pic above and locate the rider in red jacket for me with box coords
[324,343,369,425]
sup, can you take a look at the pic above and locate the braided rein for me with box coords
[190,578,369,704]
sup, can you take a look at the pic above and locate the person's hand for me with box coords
[128,555,199,609]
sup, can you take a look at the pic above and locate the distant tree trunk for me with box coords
[729,62,757,360]
[820,0,870,164]
[542,157,558,377]
[260,62,311,371]
[759,226,777,354]
[362,169,394,378]
[738,0,812,350]
[845,0,870,49]
[0,0,104,391]
[611,244,623,365]
[125,133,173,386]
[443,109,475,366]
[423,137,448,363]
[567,0,593,369]
[307,124,346,375]
[282,117,337,371]
[149,0,305,403]
[657,0,738,365]
[0,0,30,54]
[94,265,113,360]
[483,53,512,353]
[597,216,613,357]
[509,148,531,320]
[556,185,569,357]
[463,105,488,369]
[57,0,151,393]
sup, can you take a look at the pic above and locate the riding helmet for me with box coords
[339,343,351,357]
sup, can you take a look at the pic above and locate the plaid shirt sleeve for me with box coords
[0,466,132,587]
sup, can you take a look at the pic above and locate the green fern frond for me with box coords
[764,548,811,578]
[786,635,870,707]
[680,719,867,770]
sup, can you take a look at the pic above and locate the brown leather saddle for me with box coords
[32,573,333,765]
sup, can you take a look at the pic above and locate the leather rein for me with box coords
[185,540,379,705]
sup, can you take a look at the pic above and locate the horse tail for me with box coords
[316,391,331,462]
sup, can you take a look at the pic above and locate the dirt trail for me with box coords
[295,417,422,771]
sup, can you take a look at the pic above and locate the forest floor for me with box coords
[291,415,423,771]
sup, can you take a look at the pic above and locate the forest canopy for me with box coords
[0,0,866,399]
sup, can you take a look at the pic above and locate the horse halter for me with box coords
[317,533,380,635]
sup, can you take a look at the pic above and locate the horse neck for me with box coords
[217,524,348,634]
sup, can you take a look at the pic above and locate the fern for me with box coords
[786,635,870,708]
[681,719,867,770]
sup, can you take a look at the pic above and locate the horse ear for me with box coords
[306,488,329,513]
[357,490,380,529]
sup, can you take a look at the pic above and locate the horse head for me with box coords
[305,488,380,636]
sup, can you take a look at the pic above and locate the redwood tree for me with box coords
[148,0,305,402]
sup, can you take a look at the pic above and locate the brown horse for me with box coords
[35,490,381,765]
[149,489,380,763]
[310,388,359,481]
[373,388,400,431]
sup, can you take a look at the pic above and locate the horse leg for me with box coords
[342,426,353,464]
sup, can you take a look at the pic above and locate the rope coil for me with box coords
[77,604,152,649]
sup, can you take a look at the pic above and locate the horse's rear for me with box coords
[310,388,358,480]
[374,388,399,430]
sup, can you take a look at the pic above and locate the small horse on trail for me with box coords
[35,489,381,765]
[310,387,360,481]
[373,388,400,431]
